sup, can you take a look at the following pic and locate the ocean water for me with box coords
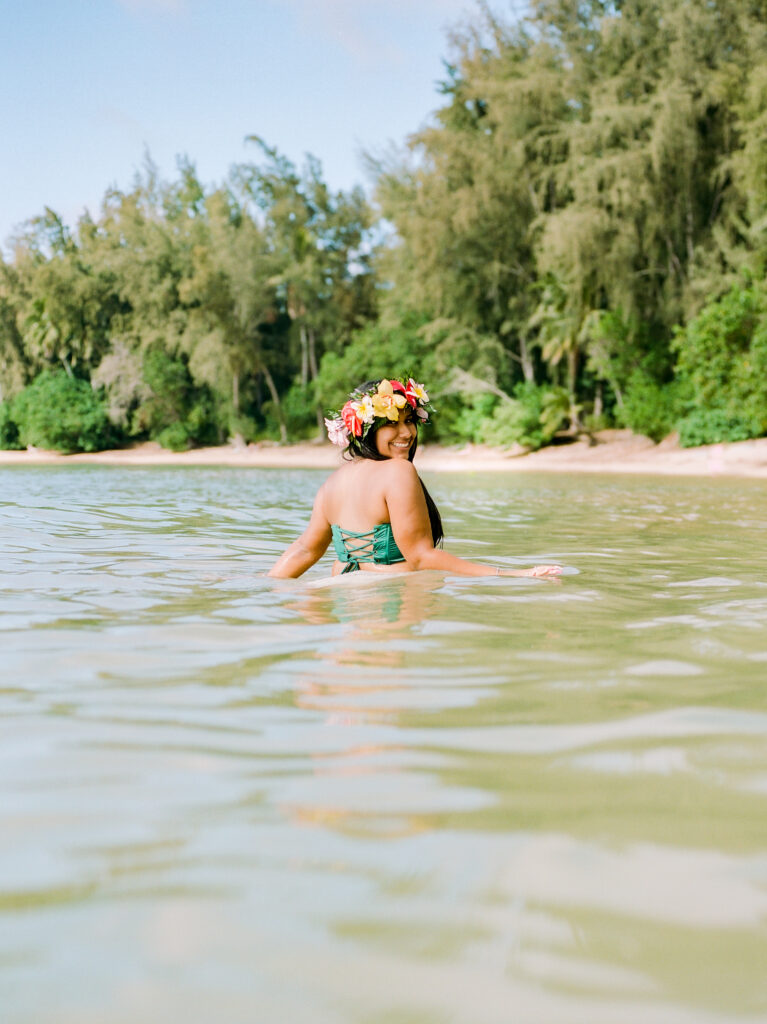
[2,465,767,1024]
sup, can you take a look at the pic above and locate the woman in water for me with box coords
[267,376,562,580]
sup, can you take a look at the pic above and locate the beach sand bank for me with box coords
[1,430,767,479]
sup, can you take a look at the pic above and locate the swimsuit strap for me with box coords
[331,524,406,572]
[332,525,376,573]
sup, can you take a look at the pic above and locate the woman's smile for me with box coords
[375,409,417,458]
[383,437,414,458]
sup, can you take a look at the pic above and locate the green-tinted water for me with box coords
[2,466,767,1023]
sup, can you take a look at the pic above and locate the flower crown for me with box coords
[324,377,433,448]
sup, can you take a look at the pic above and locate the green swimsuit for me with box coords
[331,524,406,573]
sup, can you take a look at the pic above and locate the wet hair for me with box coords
[345,379,444,546]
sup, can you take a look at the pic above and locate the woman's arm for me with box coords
[267,489,333,578]
[384,461,561,578]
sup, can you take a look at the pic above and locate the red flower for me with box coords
[341,400,362,437]
[405,379,429,406]
[392,379,416,408]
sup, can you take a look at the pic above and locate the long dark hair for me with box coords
[345,379,444,546]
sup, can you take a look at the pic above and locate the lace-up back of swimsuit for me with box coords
[331,524,405,573]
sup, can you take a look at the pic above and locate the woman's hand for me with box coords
[501,565,563,578]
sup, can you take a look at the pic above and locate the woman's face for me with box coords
[375,406,417,459]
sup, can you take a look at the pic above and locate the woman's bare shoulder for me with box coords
[313,469,339,507]
[324,458,418,487]
[317,461,365,506]
[320,461,356,490]
[379,458,420,491]
[381,458,419,477]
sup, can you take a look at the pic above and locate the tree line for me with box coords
[2,0,766,453]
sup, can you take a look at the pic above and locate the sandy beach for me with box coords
[2,429,767,478]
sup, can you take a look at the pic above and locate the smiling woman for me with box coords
[267,376,563,580]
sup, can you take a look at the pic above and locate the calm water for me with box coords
[2,465,767,1024]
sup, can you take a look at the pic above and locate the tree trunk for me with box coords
[232,371,240,414]
[307,327,319,380]
[262,365,287,443]
[519,334,535,383]
[594,381,603,419]
[300,324,309,386]
[567,345,580,432]
[308,327,324,439]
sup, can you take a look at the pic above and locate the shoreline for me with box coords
[1,430,767,479]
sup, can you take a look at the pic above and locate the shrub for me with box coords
[447,393,498,443]
[228,413,260,444]
[480,384,569,450]
[282,382,320,440]
[12,370,113,453]
[618,370,683,442]
[538,386,571,440]
[185,395,223,447]
[134,347,223,449]
[0,401,22,449]
[479,400,531,447]
[677,409,760,448]
[155,421,191,451]
[672,284,767,439]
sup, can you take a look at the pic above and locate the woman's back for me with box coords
[319,459,398,532]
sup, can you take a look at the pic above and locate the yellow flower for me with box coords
[371,379,407,421]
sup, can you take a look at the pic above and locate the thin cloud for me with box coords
[116,0,186,14]
[291,0,471,17]
[285,0,474,65]
[95,106,147,137]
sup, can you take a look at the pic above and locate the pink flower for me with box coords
[325,417,350,447]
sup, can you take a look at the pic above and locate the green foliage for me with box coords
[3,146,375,452]
[314,316,437,415]
[617,370,683,443]
[184,393,222,447]
[3,0,767,455]
[443,393,498,443]
[481,384,569,450]
[538,386,571,441]
[672,284,767,439]
[281,383,320,440]
[228,413,261,444]
[375,0,767,441]
[677,409,760,448]
[12,370,113,453]
[0,401,22,449]
[155,422,192,452]
[134,347,223,449]
[435,383,569,450]
[479,401,534,448]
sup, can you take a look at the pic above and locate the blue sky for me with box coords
[0,0,490,251]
